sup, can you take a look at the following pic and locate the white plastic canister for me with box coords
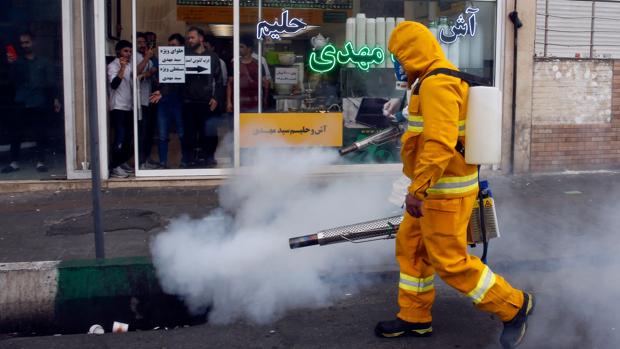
[464,86,502,165]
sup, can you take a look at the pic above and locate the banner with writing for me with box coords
[240,113,343,148]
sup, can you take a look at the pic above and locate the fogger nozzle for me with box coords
[289,234,319,249]
[289,215,404,249]
[338,144,359,155]
[338,125,403,156]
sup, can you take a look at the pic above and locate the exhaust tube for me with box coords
[289,234,320,249]
[289,215,403,249]
[338,143,359,155]
[338,125,403,156]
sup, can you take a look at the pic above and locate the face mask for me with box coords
[391,54,408,90]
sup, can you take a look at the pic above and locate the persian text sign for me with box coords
[309,42,384,73]
[274,67,299,84]
[185,55,211,74]
[439,7,480,44]
[256,10,308,40]
[240,113,343,148]
[159,46,185,83]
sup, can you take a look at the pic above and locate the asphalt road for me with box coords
[3,172,620,348]
[0,272,514,349]
[2,264,619,349]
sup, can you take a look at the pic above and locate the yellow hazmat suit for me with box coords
[387,22,523,324]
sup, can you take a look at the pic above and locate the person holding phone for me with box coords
[107,40,135,178]
[2,32,61,174]
[135,32,159,169]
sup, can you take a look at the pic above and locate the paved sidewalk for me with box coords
[0,186,220,263]
[1,171,620,264]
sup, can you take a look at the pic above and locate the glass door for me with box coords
[122,0,236,177]
[0,0,67,180]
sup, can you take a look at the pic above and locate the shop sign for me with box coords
[439,7,479,44]
[309,42,385,73]
[158,46,185,83]
[256,10,308,40]
[240,113,343,148]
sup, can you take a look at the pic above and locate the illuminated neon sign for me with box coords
[439,7,479,44]
[309,42,385,73]
[256,10,307,40]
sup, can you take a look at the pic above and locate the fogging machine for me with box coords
[289,200,498,249]
[289,181,500,264]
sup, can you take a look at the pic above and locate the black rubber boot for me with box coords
[500,292,536,348]
[375,318,433,338]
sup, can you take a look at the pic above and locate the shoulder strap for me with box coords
[410,68,490,158]
[413,68,491,95]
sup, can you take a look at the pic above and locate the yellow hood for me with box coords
[388,21,455,82]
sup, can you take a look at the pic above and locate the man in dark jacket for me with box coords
[3,32,61,174]
[182,27,223,168]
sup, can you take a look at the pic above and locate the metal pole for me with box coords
[509,0,522,174]
[590,0,595,58]
[258,0,263,113]
[543,0,548,57]
[83,0,105,258]
[233,0,240,167]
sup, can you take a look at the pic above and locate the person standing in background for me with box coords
[2,32,61,174]
[107,40,134,178]
[149,33,187,168]
[203,34,228,91]
[136,32,158,169]
[226,35,269,113]
[182,27,223,168]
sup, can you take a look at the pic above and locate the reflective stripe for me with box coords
[458,120,466,136]
[399,272,435,293]
[427,172,479,195]
[413,327,433,335]
[407,115,424,133]
[407,116,466,136]
[467,265,497,304]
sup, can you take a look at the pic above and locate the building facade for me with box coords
[528,0,620,172]
[1,0,614,190]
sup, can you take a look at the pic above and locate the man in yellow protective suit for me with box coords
[375,22,535,349]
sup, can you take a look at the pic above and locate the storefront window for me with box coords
[238,0,497,166]
[0,0,65,180]
[107,0,497,176]
[105,0,235,177]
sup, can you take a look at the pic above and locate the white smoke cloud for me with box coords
[483,175,620,348]
[151,147,399,324]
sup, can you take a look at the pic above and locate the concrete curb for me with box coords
[0,257,204,334]
[0,178,226,194]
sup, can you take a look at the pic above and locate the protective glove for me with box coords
[383,98,402,117]
[405,193,424,218]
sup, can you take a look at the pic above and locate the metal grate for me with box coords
[536,0,620,58]
[316,215,403,245]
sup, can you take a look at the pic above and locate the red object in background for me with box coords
[6,44,18,60]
